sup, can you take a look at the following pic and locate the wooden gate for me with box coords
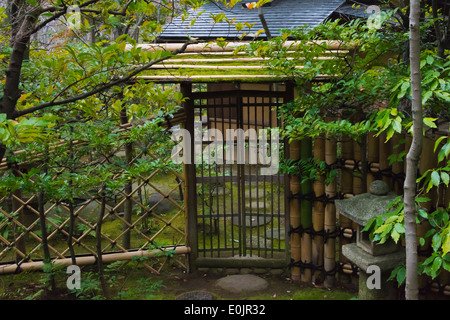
[183,83,293,269]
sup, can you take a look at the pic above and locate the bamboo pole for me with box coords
[418,136,436,294]
[148,64,309,70]
[136,74,333,81]
[445,184,450,210]
[379,131,392,189]
[300,138,313,283]
[289,140,302,281]
[12,190,26,262]
[419,136,437,211]
[338,136,353,277]
[0,246,191,275]
[133,40,355,53]
[352,140,363,195]
[391,133,405,195]
[340,136,353,195]
[367,132,379,190]
[312,136,325,284]
[324,136,337,288]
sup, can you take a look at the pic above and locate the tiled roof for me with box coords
[159,0,346,40]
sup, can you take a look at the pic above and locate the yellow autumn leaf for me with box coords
[18,93,31,103]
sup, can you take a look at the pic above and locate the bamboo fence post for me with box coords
[312,136,325,284]
[391,133,405,195]
[379,131,393,189]
[339,136,353,281]
[341,136,353,196]
[417,136,437,294]
[445,184,450,210]
[289,140,301,281]
[352,139,363,196]
[300,138,313,283]
[367,132,379,190]
[324,136,337,288]
[12,190,26,262]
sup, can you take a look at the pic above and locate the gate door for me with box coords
[187,88,291,268]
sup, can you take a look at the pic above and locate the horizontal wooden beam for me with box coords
[195,256,289,268]
[132,40,354,53]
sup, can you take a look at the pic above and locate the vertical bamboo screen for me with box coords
[289,125,450,297]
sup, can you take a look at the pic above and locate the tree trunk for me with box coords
[0,6,39,118]
[404,0,422,300]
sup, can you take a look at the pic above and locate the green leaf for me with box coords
[432,257,443,277]
[423,117,437,129]
[443,260,450,273]
[419,237,425,246]
[432,233,442,252]
[438,142,450,163]
[394,223,405,234]
[441,172,450,187]
[392,118,402,133]
[391,229,400,243]
[434,136,447,152]
[443,235,450,255]
[415,197,431,203]
[418,209,428,219]
[431,171,441,186]
[396,267,406,286]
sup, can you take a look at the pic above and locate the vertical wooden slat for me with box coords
[324,136,337,288]
[379,131,392,189]
[367,132,379,191]
[181,81,197,272]
[391,133,405,195]
[289,140,301,281]
[300,138,313,283]
[312,135,325,284]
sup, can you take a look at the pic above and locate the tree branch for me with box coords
[12,41,196,118]
[79,0,134,16]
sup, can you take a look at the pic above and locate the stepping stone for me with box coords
[148,192,178,213]
[232,214,272,227]
[176,291,216,300]
[214,274,268,294]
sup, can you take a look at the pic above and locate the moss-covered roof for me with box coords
[135,41,349,83]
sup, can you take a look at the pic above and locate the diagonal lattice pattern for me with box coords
[0,141,187,274]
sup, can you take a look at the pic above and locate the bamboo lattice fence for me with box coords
[0,120,189,275]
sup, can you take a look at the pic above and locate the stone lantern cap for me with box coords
[335,180,397,227]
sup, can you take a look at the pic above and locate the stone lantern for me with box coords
[335,180,405,300]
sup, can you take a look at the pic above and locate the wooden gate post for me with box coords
[181,81,198,272]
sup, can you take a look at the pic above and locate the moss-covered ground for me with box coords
[0,261,358,300]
